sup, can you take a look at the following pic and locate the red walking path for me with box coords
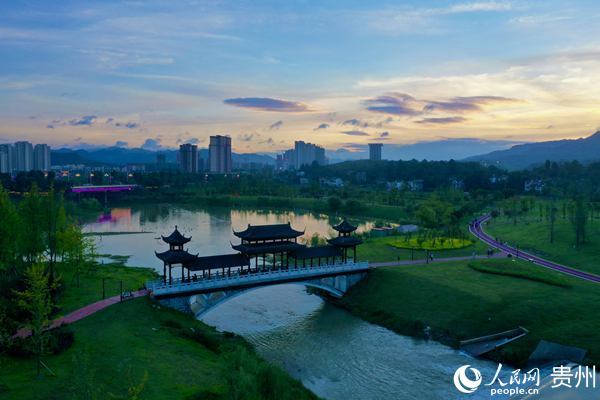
[14,289,148,339]
[470,214,600,283]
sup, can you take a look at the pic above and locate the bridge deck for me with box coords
[148,261,370,298]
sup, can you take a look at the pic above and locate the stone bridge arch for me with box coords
[157,271,367,317]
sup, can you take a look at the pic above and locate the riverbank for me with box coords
[340,258,600,366]
[0,263,318,400]
[110,193,418,224]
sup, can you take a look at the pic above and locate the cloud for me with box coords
[374,117,394,128]
[424,96,518,113]
[141,138,162,151]
[115,121,140,129]
[185,138,200,145]
[224,97,310,112]
[314,123,330,130]
[115,140,128,147]
[68,115,97,126]
[415,117,467,124]
[364,93,422,116]
[238,133,255,142]
[342,118,370,128]
[341,130,370,136]
[379,131,390,138]
[269,120,283,130]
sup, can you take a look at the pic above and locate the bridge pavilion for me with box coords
[231,223,306,271]
[327,220,363,262]
[155,220,363,284]
[155,226,198,284]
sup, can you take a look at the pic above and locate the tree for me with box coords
[571,197,587,248]
[13,264,57,376]
[18,184,45,265]
[0,186,20,271]
[43,186,67,281]
[548,201,557,244]
[327,196,342,211]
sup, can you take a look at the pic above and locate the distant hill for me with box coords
[465,131,600,170]
[51,147,275,167]
[327,138,521,163]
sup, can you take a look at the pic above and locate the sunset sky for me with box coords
[1,0,600,153]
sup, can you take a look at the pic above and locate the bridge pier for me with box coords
[155,270,368,318]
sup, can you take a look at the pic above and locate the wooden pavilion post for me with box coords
[163,262,166,283]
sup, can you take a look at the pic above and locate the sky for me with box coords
[1,0,600,154]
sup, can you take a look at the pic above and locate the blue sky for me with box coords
[1,0,600,152]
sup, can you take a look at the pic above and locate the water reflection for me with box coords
[84,205,373,271]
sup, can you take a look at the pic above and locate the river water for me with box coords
[84,205,501,399]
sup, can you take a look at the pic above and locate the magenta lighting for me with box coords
[71,184,137,193]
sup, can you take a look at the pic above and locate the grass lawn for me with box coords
[359,236,488,263]
[342,258,600,366]
[383,236,474,251]
[55,262,156,314]
[485,215,600,274]
[0,298,316,400]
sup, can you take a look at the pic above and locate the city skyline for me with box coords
[2,1,600,153]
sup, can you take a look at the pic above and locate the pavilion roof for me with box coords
[187,253,250,271]
[333,219,358,233]
[231,240,305,255]
[233,222,304,241]
[327,236,363,247]
[291,245,342,260]
[161,226,191,245]
[155,249,198,264]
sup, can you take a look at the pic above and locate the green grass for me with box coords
[467,260,571,288]
[0,298,316,400]
[358,236,488,262]
[55,262,156,314]
[485,215,600,274]
[342,258,600,366]
[384,236,474,251]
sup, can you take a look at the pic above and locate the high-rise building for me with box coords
[293,141,327,169]
[209,135,232,174]
[33,144,51,171]
[156,152,167,170]
[0,144,13,174]
[369,143,383,161]
[179,144,198,173]
[14,141,33,172]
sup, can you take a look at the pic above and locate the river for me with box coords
[84,205,502,399]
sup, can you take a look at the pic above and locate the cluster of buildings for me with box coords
[0,141,51,174]
[276,141,328,170]
[178,135,232,174]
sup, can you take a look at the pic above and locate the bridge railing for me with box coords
[147,261,369,296]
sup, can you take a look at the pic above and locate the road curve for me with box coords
[469,214,600,283]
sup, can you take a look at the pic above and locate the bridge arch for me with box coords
[190,281,346,318]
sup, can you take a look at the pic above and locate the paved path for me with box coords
[469,214,600,283]
[14,289,148,339]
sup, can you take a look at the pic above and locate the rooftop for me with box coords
[233,222,304,241]
[161,226,192,246]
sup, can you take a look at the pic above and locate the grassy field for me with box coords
[56,262,155,314]
[384,236,474,251]
[1,263,316,400]
[341,258,600,366]
[358,236,488,263]
[485,214,600,274]
[0,298,316,400]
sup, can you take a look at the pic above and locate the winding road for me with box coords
[469,214,600,283]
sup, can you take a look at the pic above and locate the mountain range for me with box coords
[52,147,276,167]
[50,132,600,170]
[464,131,600,170]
